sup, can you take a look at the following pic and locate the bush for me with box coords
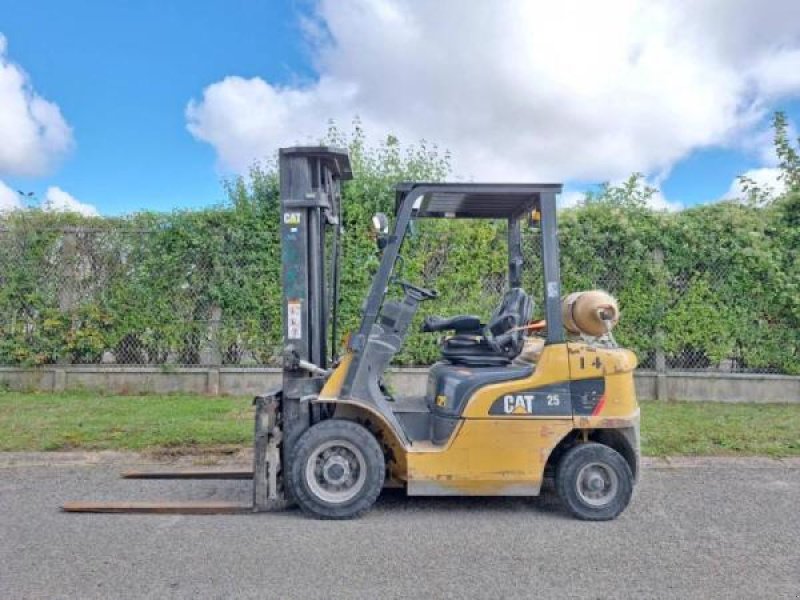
[0,119,797,373]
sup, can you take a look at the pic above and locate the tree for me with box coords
[773,111,800,193]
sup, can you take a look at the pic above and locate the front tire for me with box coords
[555,442,633,521]
[289,420,385,519]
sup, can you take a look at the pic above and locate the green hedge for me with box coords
[0,124,798,372]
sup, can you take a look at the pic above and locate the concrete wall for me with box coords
[635,370,800,403]
[0,366,797,403]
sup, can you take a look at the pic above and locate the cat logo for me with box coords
[489,384,572,416]
[283,212,302,225]
[503,393,561,414]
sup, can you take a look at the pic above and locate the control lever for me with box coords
[296,359,330,377]
[283,345,331,376]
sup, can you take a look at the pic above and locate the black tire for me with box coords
[289,419,385,520]
[555,442,633,521]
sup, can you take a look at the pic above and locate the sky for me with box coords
[1,0,800,216]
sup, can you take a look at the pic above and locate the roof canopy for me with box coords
[395,183,563,219]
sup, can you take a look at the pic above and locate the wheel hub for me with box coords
[587,474,605,491]
[322,455,351,485]
[305,440,367,504]
[576,462,619,507]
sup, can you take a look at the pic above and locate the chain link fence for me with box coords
[521,226,790,374]
[0,225,793,373]
[0,226,283,367]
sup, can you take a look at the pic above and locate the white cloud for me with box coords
[647,190,682,212]
[0,179,22,211]
[559,190,586,210]
[560,182,681,212]
[737,115,798,168]
[722,167,786,200]
[186,0,800,182]
[0,33,73,176]
[0,183,100,216]
[186,75,356,172]
[42,186,99,216]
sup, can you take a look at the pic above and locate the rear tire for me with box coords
[555,442,633,521]
[289,420,385,520]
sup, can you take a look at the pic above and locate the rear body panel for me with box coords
[321,343,640,496]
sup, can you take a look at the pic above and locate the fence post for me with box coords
[652,248,668,401]
[58,229,78,313]
[655,343,668,401]
[57,229,79,366]
[207,368,220,396]
[199,305,223,365]
[53,368,67,393]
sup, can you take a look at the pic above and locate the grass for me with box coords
[0,392,798,456]
[640,401,800,457]
[0,391,252,452]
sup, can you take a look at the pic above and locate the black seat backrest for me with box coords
[486,287,533,357]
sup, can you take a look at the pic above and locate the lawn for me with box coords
[641,401,799,457]
[0,391,798,456]
[0,392,252,451]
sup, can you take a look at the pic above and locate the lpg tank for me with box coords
[561,290,620,337]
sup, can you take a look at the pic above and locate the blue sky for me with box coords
[0,1,310,213]
[1,0,800,215]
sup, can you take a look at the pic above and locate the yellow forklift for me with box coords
[65,147,639,520]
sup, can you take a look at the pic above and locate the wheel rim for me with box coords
[575,461,619,507]
[304,440,367,504]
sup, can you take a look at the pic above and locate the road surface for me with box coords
[1,454,798,599]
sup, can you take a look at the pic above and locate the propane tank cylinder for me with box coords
[562,290,620,337]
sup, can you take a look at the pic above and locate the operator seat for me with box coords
[422,288,533,367]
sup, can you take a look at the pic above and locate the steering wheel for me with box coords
[396,280,439,301]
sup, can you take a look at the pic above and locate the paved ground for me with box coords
[1,454,798,599]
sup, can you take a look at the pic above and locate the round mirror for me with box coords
[371,212,389,235]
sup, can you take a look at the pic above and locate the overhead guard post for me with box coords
[539,191,564,343]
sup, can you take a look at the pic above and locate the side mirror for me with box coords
[371,212,390,250]
[371,212,389,235]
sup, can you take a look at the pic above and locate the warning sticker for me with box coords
[287,300,302,339]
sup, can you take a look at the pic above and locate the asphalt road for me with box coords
[1,455,798,599]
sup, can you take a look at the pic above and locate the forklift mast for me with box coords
[278,146,352,457]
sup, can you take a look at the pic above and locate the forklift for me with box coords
[64,146,639,521]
